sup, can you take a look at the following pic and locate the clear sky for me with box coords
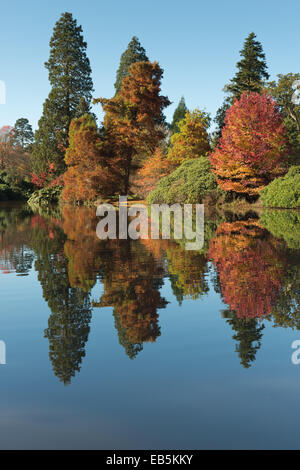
[0,0,299,130]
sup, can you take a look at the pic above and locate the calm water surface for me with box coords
[1,203,300,449]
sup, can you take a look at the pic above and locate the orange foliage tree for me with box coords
[134,146,173,198]
[94,61,170,194]
[210,92,289,196]
[167,109,211,166]
[62,114,119,203]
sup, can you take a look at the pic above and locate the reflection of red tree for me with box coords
[31,215,46,230]
[209,220,284,318]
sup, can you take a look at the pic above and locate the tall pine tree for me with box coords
[170,96,187,135]
[226,32,269,98]
[12,118,34,150]
[214,32,269,141]
[114,36,148,93]
[32,12,94,175]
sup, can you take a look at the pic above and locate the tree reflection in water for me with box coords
[2,205,300,381]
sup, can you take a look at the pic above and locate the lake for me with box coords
[0,202,300,449]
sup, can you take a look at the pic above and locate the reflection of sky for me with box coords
[0,267,300,449]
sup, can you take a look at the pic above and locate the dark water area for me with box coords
[1,203,300,449]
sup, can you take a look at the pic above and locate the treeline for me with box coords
[2,12,300,206]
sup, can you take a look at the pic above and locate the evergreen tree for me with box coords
[31,12,93,175]
[114,36,148,93]
[170,96,187,135]
[75,97,94,119]
[226,32,269,98]
[212,98,231,144]
[214,32,269,140]
[12,118,34,150]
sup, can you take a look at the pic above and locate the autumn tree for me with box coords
[167,109,211,166]
[96,61,170,194]
[114,36,148,93]
[170,96,188,135]
[62,114,118,203]
[32,12,94,175]
[210,92,289,196]
[134,146,173,198]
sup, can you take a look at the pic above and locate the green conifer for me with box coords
[32,12,93,174]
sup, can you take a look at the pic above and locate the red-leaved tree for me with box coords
[210,92,290,196]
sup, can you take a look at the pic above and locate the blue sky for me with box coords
[0,0,299,130]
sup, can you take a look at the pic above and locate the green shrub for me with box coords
[0,170,34,200]
[147,157,218,204]
[260,210,300,249]
[260,166,300,208]
[27,185,62,207]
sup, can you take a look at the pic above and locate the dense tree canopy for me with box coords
[167,109,211,166]
[62,114,117,203]
[210,92,289,196]
[268,73,300,162]
[96,61,170,194]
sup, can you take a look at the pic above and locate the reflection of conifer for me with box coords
[30,219,92,385]
[113,311,143,360]
[44,289,92,385]
[223,309,264,368]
